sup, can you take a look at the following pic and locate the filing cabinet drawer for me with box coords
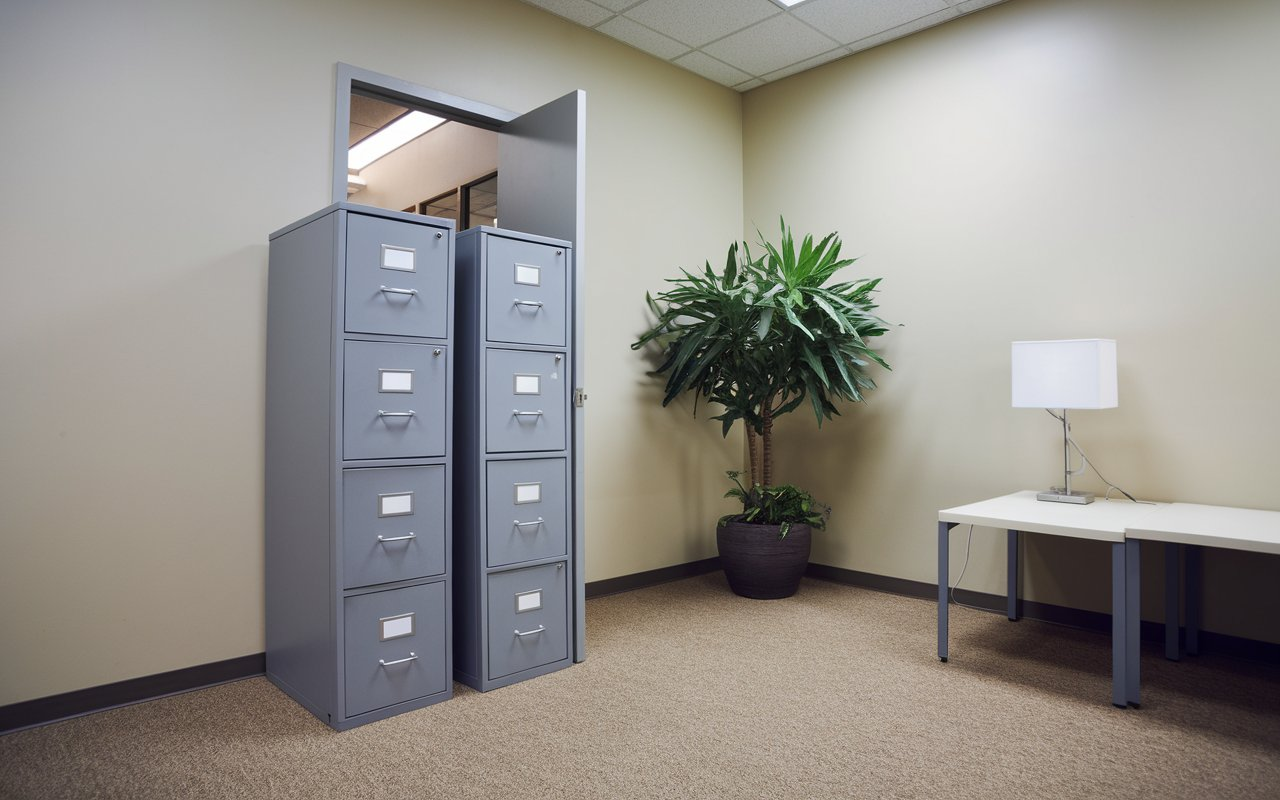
[344,581,448,717]
[345,213,450,338]
[343,340,448,460]
[485,348,567,453]
[485,236,567,347]
[342,466,446,588]
[487,563,568,681]
[485,458,567,568]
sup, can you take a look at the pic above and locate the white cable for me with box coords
[947,525,987,612]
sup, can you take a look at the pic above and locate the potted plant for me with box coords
[632,219,892,598]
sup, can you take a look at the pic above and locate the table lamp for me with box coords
[1012,339,1117,504]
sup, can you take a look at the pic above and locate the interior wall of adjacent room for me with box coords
[0,0,743,706]
[347,122,498,214]
[742,0,1280,642]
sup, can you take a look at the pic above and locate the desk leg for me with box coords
[1186,544,1202,656]
[1007,530,1019,621]
[938,521,952,662]
[1126,539,1141,708]
[1111,542,1129,708]
[1164,543,1181,661]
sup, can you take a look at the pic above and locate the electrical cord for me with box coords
[947,524,988,612]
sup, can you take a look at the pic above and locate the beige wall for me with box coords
[4,0,1277,710]
[347,122,497,214]
[744,0,1280,640]
[0,0,743,705]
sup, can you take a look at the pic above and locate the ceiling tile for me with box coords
[792,0,949,45]
[522,0,614,28]
[954,0,1009,12]
[760,47,851,84]
[673,51,753,87]
[596,16,691,60]
[703,14,841,77]
[735,78,766,92]
[846,8,957,53]
[590,0,642,10]
[625,0,780,48]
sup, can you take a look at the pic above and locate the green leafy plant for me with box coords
[719,471,829,538]
[632,218,892,488]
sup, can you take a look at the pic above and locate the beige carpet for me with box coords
[3,574,1278,799]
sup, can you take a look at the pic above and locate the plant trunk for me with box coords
[746,425,761,488]
[761,392,775,487]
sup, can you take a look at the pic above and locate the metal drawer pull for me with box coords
[513,298,544,308]
[514,626,545,638]
[377,533,417,543]
[514,518,544,529]
[379,652,417,667]
[512,410,543,417]
[378,410,416,417]
[380,285,418,296]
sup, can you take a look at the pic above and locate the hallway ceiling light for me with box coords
[348,111,445,170]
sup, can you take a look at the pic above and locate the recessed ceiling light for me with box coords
[771,0,811,8]
[348,111,446,171]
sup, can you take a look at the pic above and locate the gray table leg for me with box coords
[1110,542,1128,708]
[1164,542,1181,661]
[1126,538,1141,707]
[1007,530,1019,621]
[938,521,952,662]
[1186,544,1202,656]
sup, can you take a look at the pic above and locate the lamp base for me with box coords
[1037,488,1095,504]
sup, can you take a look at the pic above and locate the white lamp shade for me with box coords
[1011,339,1118,409]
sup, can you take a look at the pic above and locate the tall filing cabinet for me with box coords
[265,202,454,729]
[454,226,575,691]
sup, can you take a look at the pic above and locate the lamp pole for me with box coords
[1061,409,1072,497]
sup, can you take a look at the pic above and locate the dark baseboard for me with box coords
[0,653,265,735]
[804,563,1280,665]
[586,557,721,599]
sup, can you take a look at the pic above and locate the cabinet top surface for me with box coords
[270,202,456,241]
[458,225,571,249]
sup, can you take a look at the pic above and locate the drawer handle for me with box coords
[377,533,417,543]
[513,298,544,308]
[514,626,545,638]
[514,518,544,529]
[378,410,416,417]
[379,652,417,667]
[380,285,418,296]
[512,410,543,417]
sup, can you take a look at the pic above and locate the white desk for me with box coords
[1126,503,1280,662]
[938,491,1164,707]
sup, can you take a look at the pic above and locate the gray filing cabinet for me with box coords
[265,202,454,729]
[454,226,577,691]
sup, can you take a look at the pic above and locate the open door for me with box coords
[498,91,587,663]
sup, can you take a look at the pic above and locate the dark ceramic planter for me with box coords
[716,519,812,599]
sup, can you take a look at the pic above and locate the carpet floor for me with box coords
[2,574,1278,799]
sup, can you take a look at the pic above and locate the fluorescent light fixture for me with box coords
[771,0,810,7]
[348,111,446,171]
